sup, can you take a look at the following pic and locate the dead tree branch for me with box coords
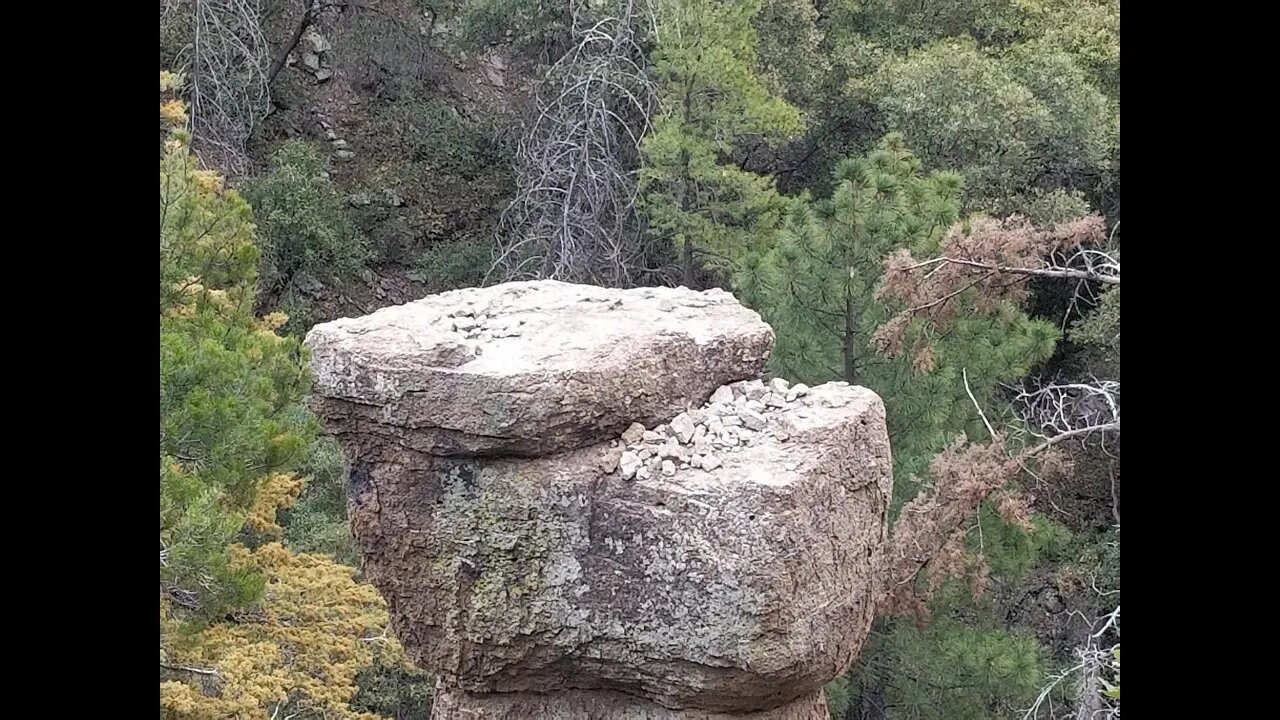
[1014,378,1120,450]
[182,0,272,176]
[489,0,658,287]
[266,0,318,86]
[1022,606,1120,720]
[875,214,1116,352]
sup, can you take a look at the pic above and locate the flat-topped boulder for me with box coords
[306,280,774,456]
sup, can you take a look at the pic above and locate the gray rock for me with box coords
[770,377,791,394]
[659,438,689,462]
[621,422,646,445]
[740,379,768,400]
[738,408,767,431]
[619,451,641,480]
[432,687,832,719]
[325,383,890,712]
[710,385,735,405]
[303,28,332,54]
[786,383,810,402]
[307,280,895,716]
[692,424,707,444]
[307,281,773,457]
[670,413,696,444]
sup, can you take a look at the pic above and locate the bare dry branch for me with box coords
[489,0,659,287]
[1022,606,1120,720]
[179,0,273,176]
[904,249,1120,286]
[1015,379,1120,447]
[874,214,1117,352]
[161,662,220,676]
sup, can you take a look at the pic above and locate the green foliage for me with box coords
[378,95,485,177]
[640,0,804,282]
[832,622,1030,720]
[1069,282,1119,358]
[1019,0,1121,97]
[1101,646,1119,700]
[737,135,1057,486]
[974,504,1073,579]
[160,124,314,623]
[412,238,492,292]
[828,506,1068,719]
[454,0,571,59]
[879,612,1044,719]
[161,87,427,720]
[1007,187,1094,226]
[279,432,359,566]
[351,661,435,719]
[753,0,824,104]
[848,37,1115,205]
[361,92,511,263]
[241,140,369,328]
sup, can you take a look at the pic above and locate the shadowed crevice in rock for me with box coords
[306,280,894,719]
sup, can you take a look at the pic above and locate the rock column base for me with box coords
[431,687,831,720]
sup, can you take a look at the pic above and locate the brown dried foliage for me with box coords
[873,214,1107,356]
[879,436,1074,618]
[879,439,1023,616]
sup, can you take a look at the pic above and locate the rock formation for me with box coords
[307,280,893,718]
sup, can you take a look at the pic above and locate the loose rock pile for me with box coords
[614,378,817,480]
[306,280,893,720]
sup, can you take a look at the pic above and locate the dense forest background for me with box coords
[159,1,1120,717]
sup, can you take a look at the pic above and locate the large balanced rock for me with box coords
[306,281,773,456]
[307,280,893,718]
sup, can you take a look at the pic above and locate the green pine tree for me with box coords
[639,0,804,286]
[160,92,314,622]
[736,135,1062,718]
[738,134,1058,485]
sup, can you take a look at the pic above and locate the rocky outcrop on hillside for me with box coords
[307,280,894,718]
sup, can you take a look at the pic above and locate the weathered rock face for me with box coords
[307,281,774,456]
[306,280,893,718]
[431,686,832,719]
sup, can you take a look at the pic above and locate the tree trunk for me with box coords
[679,78,696,289]
[843,289,858,383]
[266,1,315,87]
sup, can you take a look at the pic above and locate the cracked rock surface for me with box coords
[306,280,894,718]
